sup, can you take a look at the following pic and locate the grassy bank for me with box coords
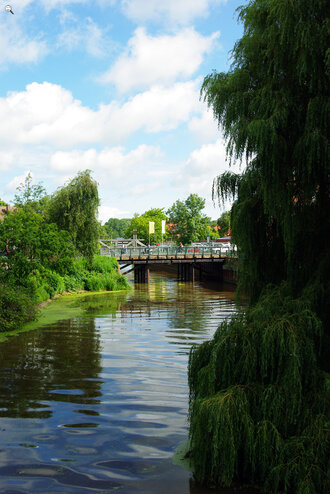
[0,289,130,343]
[0,255,130,333]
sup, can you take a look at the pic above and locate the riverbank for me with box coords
[0,255,130,334]
[0,289,130,343]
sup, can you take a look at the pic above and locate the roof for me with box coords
[215,236,231,242]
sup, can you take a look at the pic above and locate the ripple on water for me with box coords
[0,272,242,494]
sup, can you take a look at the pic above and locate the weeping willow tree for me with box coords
[47,170,100,263]
[188,1,329,492]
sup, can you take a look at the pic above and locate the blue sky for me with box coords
[0,0,244,222]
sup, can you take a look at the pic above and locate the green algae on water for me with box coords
[0,290,129,343]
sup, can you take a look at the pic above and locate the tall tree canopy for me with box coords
[216,210,231,237]
[0,209,74,282]
[103,218,131,239]
[14,173,48,214]
[188,1,329,493]
[167,194,210,244]
[124,208,167,244]
[47,170,100,262]
[204,0,329,306]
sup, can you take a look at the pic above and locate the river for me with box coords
[0,269,255,494]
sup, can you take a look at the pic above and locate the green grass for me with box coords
[0,255,130,332]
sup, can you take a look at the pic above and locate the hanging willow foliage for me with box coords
[188,284,329,493]
[202,0,329,308]
[190,2,329,490]
[47,170,100,263]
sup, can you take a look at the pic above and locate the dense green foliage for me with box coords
[0,284,37,332]
[14,172,48,214]
[47,170,100,262]
[204,0,329,305]
[216,211,231,237]
[167,194,210,244]
[0,249,129,331]
[124,208,168,244]
[0,208,75,281]
[189,285,328,493]
[189,0,330,492]
[0,171,129,332]
[63,256,129,294]
[102,218,131,239]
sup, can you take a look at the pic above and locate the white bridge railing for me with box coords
[98,244,237,260]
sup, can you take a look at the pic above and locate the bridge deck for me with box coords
[99,245,236,263]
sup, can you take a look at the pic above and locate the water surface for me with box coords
[0,271,253,494]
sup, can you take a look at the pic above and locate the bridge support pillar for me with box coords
[134,264,149,283]
[177,263,198,282]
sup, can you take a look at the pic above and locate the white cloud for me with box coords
[188,109,220,143]
[130,181,161,195]
[0,81,201,147]
[49,144,166,220]
[0,152,16,172]
[50,144,163,178]
[121,0,226,25]
[98,205,130,224]
[15,1,116,13]
[5,170,34,194]
[112,81,202,134]
[173,139,243,216]
[99,27,220,92]
[57,16,114,58]
[177,139,237,195]
[0,19,48,68]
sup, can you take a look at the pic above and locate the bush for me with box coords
[0,284,37,332]
[63,274,85,292]
[91,256,118,273]
[0,254,129,333]
[60,256,129,293]
[25,268,66,302]
[84,269,129,292]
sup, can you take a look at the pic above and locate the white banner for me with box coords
[149,221,155,234]
[161,220,166,234]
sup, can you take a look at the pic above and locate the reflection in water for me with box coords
[0,271,253,494]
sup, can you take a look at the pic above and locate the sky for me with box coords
[0,0,245,223]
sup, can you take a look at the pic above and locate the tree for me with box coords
[203,0,329,304]
[167,194,209,244]
[188,1,329,493]
[14,172,48,214]
[103,218,131,238]
[217,210,231,237]
[0,208,74,283]
[124,208,167,244]
[47,170,100,262]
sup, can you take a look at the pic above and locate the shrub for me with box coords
[0,284,37,332]
[83,269,129,292]
[91,256,118,273]
[25,268,66,302]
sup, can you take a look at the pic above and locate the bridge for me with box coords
[99,242,237,283]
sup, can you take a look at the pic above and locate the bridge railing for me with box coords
[99,245,237,259]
